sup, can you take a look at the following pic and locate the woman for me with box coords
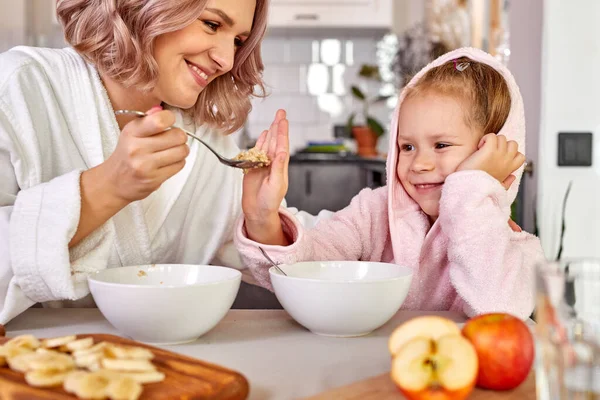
[0,0,317,323]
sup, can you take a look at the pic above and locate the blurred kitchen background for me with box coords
[1,0,599,260]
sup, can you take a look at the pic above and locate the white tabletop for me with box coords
[5,308,468,400]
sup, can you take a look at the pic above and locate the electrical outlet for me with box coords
[558,132,592,166]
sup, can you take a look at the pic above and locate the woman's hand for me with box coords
[457,134,525,183]
[242,109,290,245]
[71,106,190,248]
[104,106,190,203]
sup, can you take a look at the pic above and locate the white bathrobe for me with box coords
[0,46,325,324]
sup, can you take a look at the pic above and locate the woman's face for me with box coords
[152,0,256,109]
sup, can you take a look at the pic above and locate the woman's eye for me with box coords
[401,144,414,151]
[435,143,451,149]
[234,37,245,48]
[203,21,220,31]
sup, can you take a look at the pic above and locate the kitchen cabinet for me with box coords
[268,0,393,29]
[286,157,386,215]
[287,163,364,214]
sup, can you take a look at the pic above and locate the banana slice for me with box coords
[72,371,112,400]
[110,345,154,361]
[101,358,155,372]
[25,369,69,388]
[73,342,109,358]
[120,370,166,384]
[5,334,40,350]
[64,370,88,394]
[106,376,143,400]
[7,351,40,372]
[41,335,77,349]
[74,352,103,369]
[4,345,34,360]
[66,337,94,352]
[28,351,75,372]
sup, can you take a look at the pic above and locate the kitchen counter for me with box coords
[290,152,386,164]
[5,308,467,400]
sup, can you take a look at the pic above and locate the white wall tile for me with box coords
[261,37,290,64]
[287,37,315,64]
[352,38,378,65]
[286,95,318,124]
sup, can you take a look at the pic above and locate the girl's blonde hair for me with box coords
[56,0,268,134]
[406,57,511,135]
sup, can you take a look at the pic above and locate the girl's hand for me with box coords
[242,109,290,245]
[457,133,525,183]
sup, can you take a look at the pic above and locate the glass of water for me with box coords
[535,259,600,399]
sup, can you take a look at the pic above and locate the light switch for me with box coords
[558,132,592,166]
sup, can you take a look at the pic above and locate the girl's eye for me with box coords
[401,144,414,152]
[435,143,451,149]
[203,21,220,31]
[234,37,245,48]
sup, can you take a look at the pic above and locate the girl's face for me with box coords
[396,91,481,221]
[152,0,256,109]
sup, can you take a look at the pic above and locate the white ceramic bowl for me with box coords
[270,261,413,337]
[88,264,241,345]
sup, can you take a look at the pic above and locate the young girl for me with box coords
[234,47,545,319]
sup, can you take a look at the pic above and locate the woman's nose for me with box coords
[209,39,235,73]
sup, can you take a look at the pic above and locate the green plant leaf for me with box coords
[366,116,385,137]
[346,113,356,136]
[372,95,391,104]
[358,64,381,81]
[351,86,366,101]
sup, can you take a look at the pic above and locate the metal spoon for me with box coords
[258,247,288,276]
[114,109,267,170]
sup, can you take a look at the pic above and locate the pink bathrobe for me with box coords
[234,48,545,319]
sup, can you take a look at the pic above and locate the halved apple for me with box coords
[388,316,461,356]
[391,335,478,400]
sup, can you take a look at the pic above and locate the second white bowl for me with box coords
[270,261,413,337]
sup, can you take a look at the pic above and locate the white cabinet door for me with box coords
[268,0,393,28]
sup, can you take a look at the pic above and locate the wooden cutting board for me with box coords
[306,372,536,400]
[0,333,249,400]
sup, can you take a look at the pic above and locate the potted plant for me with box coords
[346,64,390,157]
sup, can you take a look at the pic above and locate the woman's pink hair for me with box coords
[56,0,268,134]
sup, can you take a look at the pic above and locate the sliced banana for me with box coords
[3,344,34,360]
[41,335,77,349]
[106,376,143,400]
[66,337,94,352]
[7,351,40,373]
[64,370,88,394]
[72,371,112,400]
[73,342,109,358]
[25,369,69,388]
[110,345,154,361]
[74,352,103,369]
[28,351,75,372]
[101,358,156,372]
[120,370,166,384]
[5,334,40,350]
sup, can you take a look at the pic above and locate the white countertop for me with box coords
[5,308,468,400]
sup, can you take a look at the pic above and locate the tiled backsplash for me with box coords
[240,32,395,154]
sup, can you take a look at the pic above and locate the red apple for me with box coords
[462,313,534,390]
[391,334,478,400]
[388,316,462,356]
